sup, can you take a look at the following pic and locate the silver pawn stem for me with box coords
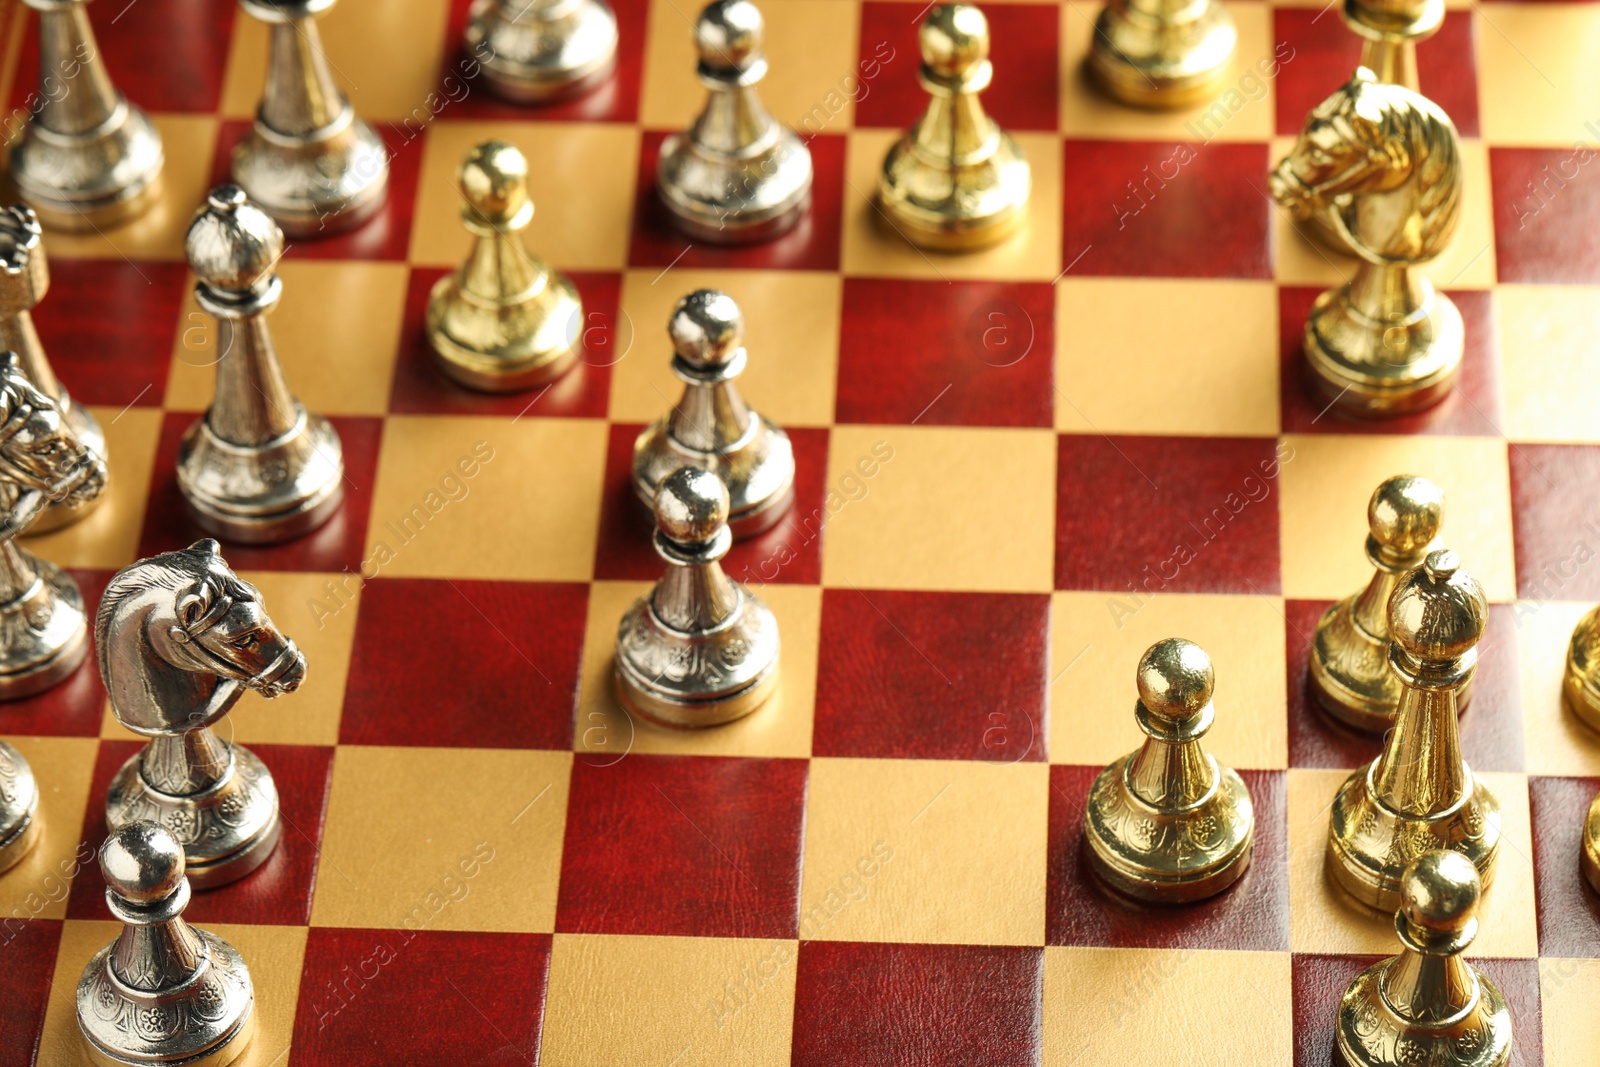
[8,0,164,230]
[177,186,344,543]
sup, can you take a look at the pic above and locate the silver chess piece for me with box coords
[657,0,813,243]
[101,539,307,888]
[76,822,256,1067]
[633,290,794,539]
[0,350,107,699]
[464,0,618,102]
[232,0,389,236]
[9,0,164,231]
[178,186,344,544]
[0,739,42,874]
[0,203,106,533]
[616,466,780,727]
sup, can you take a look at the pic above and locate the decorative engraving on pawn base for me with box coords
[0,739,42,874]
[878,4,1030,250]
[632,290,794,539]
[100,540,307,888]
[464,0,619,102]
[616,467,780,727]
[1327,550,1502,913]
[1086,0,1238,108]
[76,822,255,1067]
[656,0,813,244]
[1583,791,1600,898]
[1083,638,1255,903]
[1563,603,1600,734]
[1271,69,1464,418]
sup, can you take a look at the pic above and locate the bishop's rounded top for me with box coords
[669,289,743,368]
[695,0,763,75]
[1388,549,1487,662]
[185,184,284,293]
[1368,474,1443,559]
[1400,849,1480,937]
[100,822,186,906]
[921,4,989,80]
[1136,638,1214,725]
[655,466,729,545]
[460,141,530,226]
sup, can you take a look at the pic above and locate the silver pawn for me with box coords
[464,0,619,102]
[657,0,812,243]
[76,822,256,1067]
[8,0,164,231]
[178,186,344,544]
[615,466,780,727]
[633,290,794,539]
[231,0,389,236]
[0,739,41,874]
[0,204,106,533]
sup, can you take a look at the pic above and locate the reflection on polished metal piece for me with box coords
[0,739,41,875]
[76,822,256,1067]
[1311,475,1449,733]
[178,186,344,544]
[100,539,307,889]
[464,0,618,102]
[616,467,780,727]
[1328,550,1501,913]
[1085,0,1237,108]
[9,0,164,231]
[426,141,583,392]
[657,0,813,244]
[0,204,106,533]
[1083,638,1255,903]
[633,290,794,539]
[1272,69,1464,417]
[1562,603,1600,734]
[232,0,389,236]
[1336,850,1513,1067]
[0,350,107,699]
[878,4,1030,250]
[1584,790,1600,897]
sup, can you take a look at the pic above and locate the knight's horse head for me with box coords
[97,539,306,735]
[0,350,105,510]
[1270,68,1462,265]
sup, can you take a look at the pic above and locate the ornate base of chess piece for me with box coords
[1086,0,1238,109]
[1083,639,1255,902]
[1336,850,1513,1067]
[464,0,619,102]
[657,0,813,244]
[616,467,780,727]
[1563,604,1600,733]
[76,823,255,1067]
[232,0,389,236]
[426,141,583,392]
[633,290,794,539]
[0,739,41,874]
[1583,790,1600,898]
[879,5,1030,250]
[0,550,94,697]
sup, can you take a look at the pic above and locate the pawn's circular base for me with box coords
[614,588,780,728]
[1304,286,1464,418]
[1310,596,1474,733]
[9,101,165,232]
[1335,956,1511,1067]
[1344,0,1445,45]
[0,807,40,875]
[464,0,619,103]
[656,129,813,245]
[0,740,40,875]
[0,557,90,701]
[425,269,583,392]
[632,418,796,541]
[1085,0,1238,109]
[231,112,389,238]
[1583,791,1600,897]
[176,410,345,545]
[27,398,108,534]
[876,132,1031,251]
[1563,606,1600,733]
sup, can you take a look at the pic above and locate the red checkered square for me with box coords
[1491,147,1600,285]
[1529,774,1600,959]
[34,259,187,410]
[1510,444,1600,601]
[0,918,59,1067]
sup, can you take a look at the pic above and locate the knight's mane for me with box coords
[94,549,256,681]
[1344,78,1461,259]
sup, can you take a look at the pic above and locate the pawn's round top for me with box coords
[185,185,284,293]
[460,141,530,226]
[656,466,730,544]
[696,0,763,74]
[1400,848,1480,934]
[1136,638,1213,724]
[1388,549,1487,661]
[669,289,743,368]
[921,4,989,79]
[1368,474,1444,557]
[100,822,185,905]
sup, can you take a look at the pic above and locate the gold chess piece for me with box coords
[1082,638,1255,902]
[0,739,41,874]
[878,4,1031,250]
[1085,0,1238,108]
[1583,790,1600,897]
[1562,603,1600,733]
[426,141,583,392]
[1271,69,1464,418]
[1328,550,1501,912]
[1311,474,1450,733]
[1336,849,1513,1067]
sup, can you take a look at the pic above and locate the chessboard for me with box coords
[2,0,1599,1063]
